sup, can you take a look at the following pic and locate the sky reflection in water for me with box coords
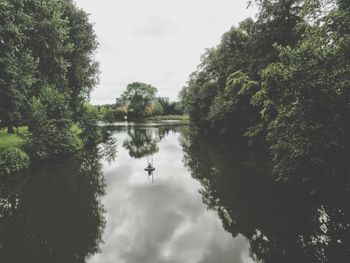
[89,127,254,263]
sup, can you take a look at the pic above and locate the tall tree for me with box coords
[63,1,100,117]
[208,71,259,137]
[0,0,99,133]
[180,0,304,134]
[0,0,37,133]
[256,0,350,189]
[121,82,157,119]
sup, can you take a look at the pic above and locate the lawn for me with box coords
[0,127,28,149]
[145,115,190,121]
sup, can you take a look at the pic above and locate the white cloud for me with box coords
[74,0,257,104]
[132,16,178,38]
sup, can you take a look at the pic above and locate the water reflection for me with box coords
[122,126,179,183]
[122,126,177,159]
[3,124,349,262]
[180,128,350,263]
[90,124,252,263]
[0,138,117,262]
[123,128,160,159]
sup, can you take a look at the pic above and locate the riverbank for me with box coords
[145,114,189,121]
[0,127,28,149]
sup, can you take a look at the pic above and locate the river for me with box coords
[0,122,349,262]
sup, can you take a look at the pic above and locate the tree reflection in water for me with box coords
[180,127,350,263]
[122,126,174,159]
[0,138,117,263]
[123,128,159,159]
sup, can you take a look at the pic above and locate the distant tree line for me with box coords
[179,0,350,190]
[96,82,182,122]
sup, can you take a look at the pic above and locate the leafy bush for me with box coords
[208,71,260,136]
[79,103,102,146]
[26,86,80,160]
[150,102,164,116]
[258,4,350,189]
[102,107,116,124]
[0,147,30,176]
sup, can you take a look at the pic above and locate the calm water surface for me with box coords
[0,123,349,262]
[89,124,253,263]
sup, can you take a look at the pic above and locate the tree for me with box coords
[256,0,350,189]
[63,1,100,117]
[26,86,79,160]
[24,0,99,116]
[0,0,99,133]
[179,0,304,134]
[120,82,157,119]
[208,71,260,137]
[0,0,37,133]
[246,0,304,78]
[157,97,181,115]
[150,101,164,116]
[78,103,101,146]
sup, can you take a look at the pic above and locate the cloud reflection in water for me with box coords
[89,129,253,263]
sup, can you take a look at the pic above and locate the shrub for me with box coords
[78,103,102,146]
[102,107,116,124]
[0,148,30,176]
[26,86,80,160]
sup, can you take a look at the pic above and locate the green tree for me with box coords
[0,0,99,133]
[24,0,99,116]
[102,107,116,124]
[121,82,157,119]
[78,103,101,146]
[208,71,259,137]
[26,86,79,160]
[151,101,164,116]
[246,0,304,78]
[256,0,350,189]
[0,0,37,133]
[180,0,304,133]
[63,1,100,117]
[157,97,181,115]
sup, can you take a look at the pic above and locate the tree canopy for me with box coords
[0,0,99,133]
[119,82,157,119]
[180,0,350,190]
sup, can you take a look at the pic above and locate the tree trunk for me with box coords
[7,125,15,134]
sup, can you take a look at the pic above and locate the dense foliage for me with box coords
[26,86,80,160]
[180,0,303,131]
[0,147,30,176]
[0,2,98,127]
[256,0,350,189]
[78,103,102,146]
[119,82,157,119]
[113,82,182,120]
[0,0,99,163]
[180,0,350,190]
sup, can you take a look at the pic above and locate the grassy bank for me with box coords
[0,127,28,149]
[145,115,189,121]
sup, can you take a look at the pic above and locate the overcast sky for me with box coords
[74,0,257,105]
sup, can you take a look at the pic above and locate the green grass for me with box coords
[0,127,28,149]
[146,115,190,121]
